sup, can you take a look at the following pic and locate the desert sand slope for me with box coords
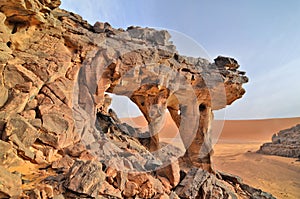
[122,115,300,142]
[121,112,179,138]
[213,143,300,199]
[214,117,300,142]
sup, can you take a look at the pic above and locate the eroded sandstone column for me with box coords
[185,103,214,172]
[131,88,169,152]
[168,102,213,172]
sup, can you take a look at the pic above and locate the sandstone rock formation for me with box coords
[258,124,300,158]
[0,0,275,198]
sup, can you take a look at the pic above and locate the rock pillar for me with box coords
[185,103,213,172]
[168,102,213,172]
[131,88,169,152]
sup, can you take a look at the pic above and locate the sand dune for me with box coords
[122,114,300,142]
[121,112,179,139]
[213,117,300,142]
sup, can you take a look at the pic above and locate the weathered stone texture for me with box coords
[258,124,300,158]
[0,0,276,198]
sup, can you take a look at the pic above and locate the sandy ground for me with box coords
[159,139,300,199]
[212,142,300,199]
[211,118,300,198]
[122,115,300,198]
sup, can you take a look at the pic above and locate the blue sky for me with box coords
[61,0,300,119]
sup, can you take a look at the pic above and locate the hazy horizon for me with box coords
[120,113,300,121]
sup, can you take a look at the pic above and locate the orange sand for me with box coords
[213,143,300,199]
[122,115,300,198]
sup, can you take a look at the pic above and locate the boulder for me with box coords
[123,181,139,197]
[4,115,39,147]
[0,166,22,198]
[64,160,106,197]
[156,157,180,187]
[175,168,210,198]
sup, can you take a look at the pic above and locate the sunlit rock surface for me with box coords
[258,124,300,158]
[0,0,276,198]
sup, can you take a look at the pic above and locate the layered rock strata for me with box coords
[0,0,276,198]
[258,124,300,158]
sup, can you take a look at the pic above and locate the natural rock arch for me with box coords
[74,28,248,172]
[0,1,278,197]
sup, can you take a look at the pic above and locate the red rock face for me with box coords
[0,1,277,199]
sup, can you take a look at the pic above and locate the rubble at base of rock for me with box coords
[0,0,276,198]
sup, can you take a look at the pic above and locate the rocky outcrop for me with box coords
[77,24,248,173]
[0,0,249,173]
[175,170,275,199]
[0,0,276,198]
[258,124,300,158]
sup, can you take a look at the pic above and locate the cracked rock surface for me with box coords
[0,0,275,198]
